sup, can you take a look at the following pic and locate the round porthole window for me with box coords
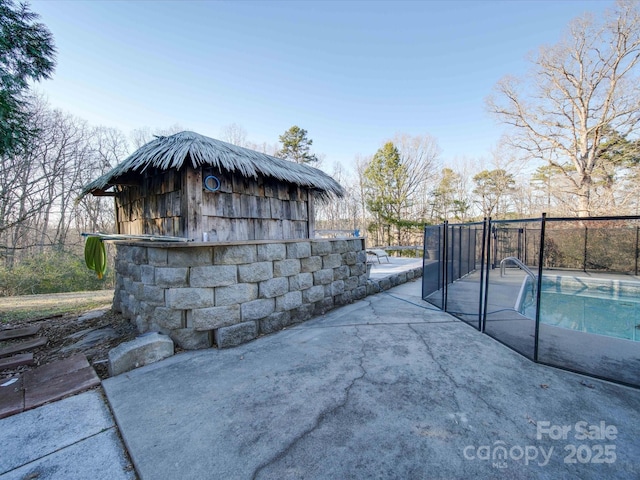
[204,175,221,192]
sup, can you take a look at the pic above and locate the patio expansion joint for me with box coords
[0,425,117,476]
[250,327,368,480]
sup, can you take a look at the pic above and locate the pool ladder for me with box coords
[500,257,538,309]
[500,257,537,281]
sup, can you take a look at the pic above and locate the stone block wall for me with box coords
[113,238,371,349]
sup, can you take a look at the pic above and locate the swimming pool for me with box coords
[518,275,640,342]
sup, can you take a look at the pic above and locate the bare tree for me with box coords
[74,126,129,234]
[393,133,441,223]
[354,155,371,234]
[0,97,130,267]
[219,122,248,147]
[0,97,52,264]
[129,123,186,150]
[488,0,640,216]
[314,162,362,233]
[34,109,91,251]
[244,140,279,156]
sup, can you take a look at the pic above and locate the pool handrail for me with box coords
[500,257,537,282]
[501,257,538,312]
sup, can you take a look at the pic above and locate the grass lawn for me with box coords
[0,290,114,323]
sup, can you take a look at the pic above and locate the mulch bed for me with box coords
[0,308,138,382]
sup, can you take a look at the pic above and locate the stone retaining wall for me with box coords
[113,238,422,349]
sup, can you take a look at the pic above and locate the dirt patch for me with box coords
[0,291,138,380]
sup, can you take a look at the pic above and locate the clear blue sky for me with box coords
[31,0,612,171]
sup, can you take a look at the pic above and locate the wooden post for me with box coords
[307,190,315,239]
[114,189,121,234]
[182,166,203,240]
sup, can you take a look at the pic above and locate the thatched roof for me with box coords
[81,131,344,199]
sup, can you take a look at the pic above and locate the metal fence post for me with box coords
[422,226,428,299]
[482,218,492,333]
[442,221,449,311]
[583,226,588,272]
[479,218,488,332]
[534,213,547,363]
[457,226,462,279]
[635,227,640,275]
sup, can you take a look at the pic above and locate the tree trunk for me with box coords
[577,174,592,217]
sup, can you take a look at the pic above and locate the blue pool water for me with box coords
[520,275,640,342]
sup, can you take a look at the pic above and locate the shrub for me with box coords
[0,250,114,296]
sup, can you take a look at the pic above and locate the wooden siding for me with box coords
[114,166,312,241]
[115,169,183,237]
[200,166,310,241]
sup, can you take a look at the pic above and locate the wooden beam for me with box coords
[0,325,40,341]
[90,190,116,197]
[182,166,203,240]
[0,337,48,358]
[307,191,315,239]
[0,353,34,369]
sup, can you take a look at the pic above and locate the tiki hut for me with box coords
[82,131,344,241]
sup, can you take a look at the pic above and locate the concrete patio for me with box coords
[102,279,640,480]
[368,256,423,280]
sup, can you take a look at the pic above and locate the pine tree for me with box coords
[277,125,318,164]
[0,0,56,156]
[363,142,410,244]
